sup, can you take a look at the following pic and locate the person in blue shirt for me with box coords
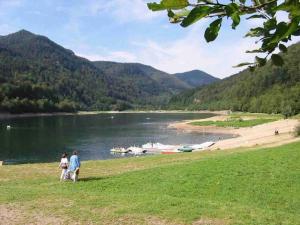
[69,151,81,182]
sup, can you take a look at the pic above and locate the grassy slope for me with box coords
[0,142,299,224]
[189,118,277,128]
[189,113,282,128]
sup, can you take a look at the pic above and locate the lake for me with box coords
[0,113,233,164]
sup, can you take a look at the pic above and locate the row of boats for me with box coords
[110,141,215,155]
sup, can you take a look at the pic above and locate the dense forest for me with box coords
[169,42,300,116]
[0,30,217,113]
[174,70,219,88]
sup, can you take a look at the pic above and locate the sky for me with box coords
[0,0,299,78]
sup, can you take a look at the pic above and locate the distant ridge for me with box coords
[174,70,219,88]
[0,29,216,113]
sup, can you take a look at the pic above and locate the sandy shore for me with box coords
[169,115,300,150]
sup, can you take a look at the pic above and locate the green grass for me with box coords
[229,112,283,120]
[189,118,277,128]
[0,142,300,224]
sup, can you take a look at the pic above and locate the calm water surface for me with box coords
[0,113,233,164]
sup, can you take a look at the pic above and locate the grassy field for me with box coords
[189,118,277,128]
[0,142,299,224]
[229,112,283,120]
[189,112,281,128]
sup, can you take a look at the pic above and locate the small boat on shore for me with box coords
[127,146,147,154]
[110,147,129,153]
[178,146,194,152]
[190,141,215,150]
[142,142,179,153]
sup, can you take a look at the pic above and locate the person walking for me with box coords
[58,153,68,181]
[69,151,81,182]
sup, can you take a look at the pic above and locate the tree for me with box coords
[147,0,300,70]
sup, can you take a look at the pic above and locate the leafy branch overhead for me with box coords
[147,0,300,70]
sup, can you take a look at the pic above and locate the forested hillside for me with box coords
[93,61,191,91]
[169,42,300,116]
[174,70,219,88]
[0,30,215,113]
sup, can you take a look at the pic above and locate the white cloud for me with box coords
[128,25,259,78]
[77,51,137,62]
[85,0,163,22]
[75,24,259,78]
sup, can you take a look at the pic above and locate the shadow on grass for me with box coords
[79,176,109,182]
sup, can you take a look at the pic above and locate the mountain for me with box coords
[168,42,300,115]
[174,70,219,88]
[93,61,191,94]
[0,30,212,113]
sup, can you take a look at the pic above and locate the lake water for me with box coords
[0,113,233,164]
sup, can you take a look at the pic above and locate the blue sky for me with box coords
[0,0,299,78]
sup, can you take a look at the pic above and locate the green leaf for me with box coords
[181,6,212,27]
[271,54,284,66]
[294,28,300,36]
[231,12,240,29]
[168,9,175,17]
[148,0,189,11]
[233,62,254,68]
[225,3,239,15]
[245,27,265,37]
[204,18,222,42]
[275,1,300,17]
[279,44,287,53]
[246,14,267,20]
[246,49,264,53]
[263,18,277,30]
[285,16,300,37]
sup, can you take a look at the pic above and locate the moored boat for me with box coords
[110,147,129,153]
[142,142,179,153]
[127,146,147,154]
[190,141,215,150]
[177,146,194,152]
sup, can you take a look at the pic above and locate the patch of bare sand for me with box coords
[169,117,300,150]
[192,218,228,225]
[0,204,67,225]
[105,215,184,225]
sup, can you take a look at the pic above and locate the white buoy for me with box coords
[6,125,11,130]
[110,116,114,119]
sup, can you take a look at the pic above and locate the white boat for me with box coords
[110,147,128,153]
[190,141,215,150]
[154,143,176,150]
[127,146,147,154]
[142,142,178,153]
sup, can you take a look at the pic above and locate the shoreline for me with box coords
[169,115,300,150]
[0,110,226,120]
